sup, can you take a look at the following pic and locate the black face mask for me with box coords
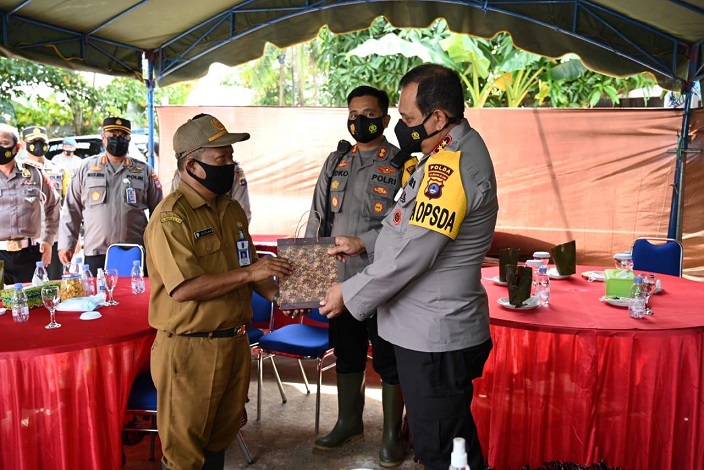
[106,136,130,157]
[27,141,48,157]
[394,112,445,154]
[187,160,235,195]
[348,115,385,144]
[0,144,16,165]
[64,150,74,156]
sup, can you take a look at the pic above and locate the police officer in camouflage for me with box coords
[306,86,416,467]
[0,124,60,284]
[58,117,163,273]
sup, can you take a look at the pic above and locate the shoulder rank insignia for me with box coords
[160,215,183,224]
[377,146,387,159]
[22,168,31,178]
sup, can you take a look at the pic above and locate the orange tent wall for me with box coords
[156,106,704,278]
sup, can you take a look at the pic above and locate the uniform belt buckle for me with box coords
[6,240,23,252]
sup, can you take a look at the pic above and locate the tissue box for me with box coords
[604,269,634,297]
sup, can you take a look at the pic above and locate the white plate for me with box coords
[548,267,572,280]
[484,275,508,286]
[601,296,630,308]
[497,296,540,310]
[0,307,5,315]
[581,270,605,281]
[79,311,102,320]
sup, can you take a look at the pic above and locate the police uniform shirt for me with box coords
[341,121,499,353]
[145,180,255,334]
[0,160,60,244]
[58,154,163,256]
[23,158,64,200]
[305,137,416,281]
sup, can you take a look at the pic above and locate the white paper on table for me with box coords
[55,294,106,312]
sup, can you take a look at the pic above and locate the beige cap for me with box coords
[173,114,250,158]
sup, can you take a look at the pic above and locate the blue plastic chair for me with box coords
[256,308,335,434]
[124,371,253,463]
[105,243,144,276]
[248,291,286,411]
[632,237,683,277]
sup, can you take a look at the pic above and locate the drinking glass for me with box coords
[41,285,62,329]
[641,273,657,315]
[104,268,119,306]
[614,252,633,271]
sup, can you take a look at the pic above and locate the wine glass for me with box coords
[641,273,657,315]
[41,285,61,329]
[104,268,119,306]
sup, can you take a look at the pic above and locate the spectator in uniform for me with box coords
[320,64,498,470]
[0,123,60,284]
[171,161,251,222]
[52,136,83,178]
[306,86,416,467]
[58,117,163,274]
[21,126,66,280]
[144,113,293,470]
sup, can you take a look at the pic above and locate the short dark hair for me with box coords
[399,64,465,119]
[176,147,204,171]
[347,86,390,115]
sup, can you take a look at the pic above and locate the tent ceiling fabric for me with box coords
[0,0,702,88]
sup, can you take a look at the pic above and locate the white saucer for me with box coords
[0,307,5,315]
[548,267,572,280]
[601,296,630,308]
[79,311,102,320]
[497,296,540,310]
[581,270,605,281]
[484,276,508,286]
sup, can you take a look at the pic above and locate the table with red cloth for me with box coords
[474,265,704,470]
[0,280,155,470]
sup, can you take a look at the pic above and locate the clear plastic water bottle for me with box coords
[96,268,106,297]
[31,261,49,286]
[628,275,646,319]
[131,260,145,294]
[534,265,550,306]
[449,437,470,470]
[81,264,95,296]
[11,283,30,323]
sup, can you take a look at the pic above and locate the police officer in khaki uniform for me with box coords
[21,126,66,280]
[0,123,60,284]
[171,161,252,222]
[57,117,163,273]
[145,114,293,470]
[305,86,416,467]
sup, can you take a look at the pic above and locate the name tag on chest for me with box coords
[194,227,214,239]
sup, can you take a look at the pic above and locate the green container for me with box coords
[604,269,635,297]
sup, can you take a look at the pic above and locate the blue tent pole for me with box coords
[667,54,700,241]
[146,55,155,168]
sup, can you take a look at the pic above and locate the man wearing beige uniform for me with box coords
[0,123,60,284]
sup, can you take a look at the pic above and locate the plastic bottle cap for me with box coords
[82,264,90,270]
[450,437,468,468]
[614,253,632,260]
[133,260,141,266]
[634,275,643,283]
[36,261,44,267]
[525,260,543,268]
[533,251,550,259]
[14,283,23,289]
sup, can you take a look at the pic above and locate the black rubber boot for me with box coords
[202,450,225,470]
[314,372,365,450]
[379,382,405,467]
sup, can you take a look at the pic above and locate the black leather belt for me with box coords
[179,325,246,339]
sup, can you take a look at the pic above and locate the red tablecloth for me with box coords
[0,279,155,470]
[474,266,704,470]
